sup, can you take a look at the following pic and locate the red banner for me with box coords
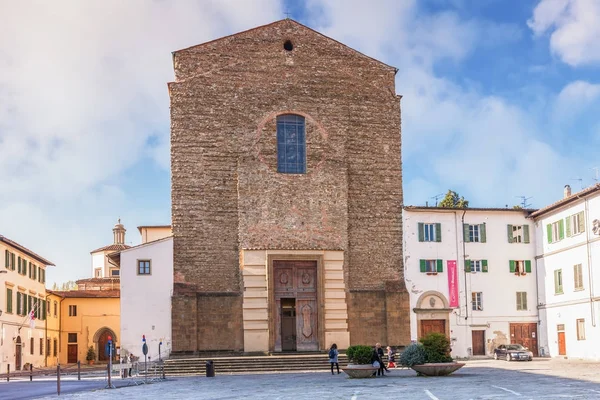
[447,260,459,308]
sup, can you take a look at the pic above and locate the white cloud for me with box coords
[0,0,282,285]
[528,0,600,66]
[554,80,600,120]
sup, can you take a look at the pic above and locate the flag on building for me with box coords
[29,309,36,329]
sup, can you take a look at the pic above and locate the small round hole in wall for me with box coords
[283,40,294,51]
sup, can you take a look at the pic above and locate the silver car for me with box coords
[493,344,533,361]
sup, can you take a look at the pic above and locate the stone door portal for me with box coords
[471,330,486,355]
[420,319,446,337]
[273,260,318,352]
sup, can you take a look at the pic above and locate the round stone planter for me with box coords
[410,362,465,376]
[342,364,379,378]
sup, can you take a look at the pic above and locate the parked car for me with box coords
[493,344,533,361]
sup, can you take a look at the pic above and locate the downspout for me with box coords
[461,210,468,321]
[58,296,65,363]
[45,294,49,367]
[585,198,595,327]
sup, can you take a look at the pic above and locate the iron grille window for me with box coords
[276,114,306,174]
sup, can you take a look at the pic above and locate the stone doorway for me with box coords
[471,330,486,355]
[272,260,318,352]
[414,291,451,339]
[94,327,117,362]
[15,336,22,371]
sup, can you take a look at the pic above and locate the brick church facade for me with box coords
[168,19,410,353]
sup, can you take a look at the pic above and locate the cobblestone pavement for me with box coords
[7,359,600,400]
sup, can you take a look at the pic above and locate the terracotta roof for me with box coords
[137,225,171,234]
[172,19,397,72]
[0,235,55,266]
[89,243,131,254]
[48,289,120,298]
[403,206,537,214]
[530,184,600,219]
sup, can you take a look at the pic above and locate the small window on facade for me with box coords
[95,269,102,278]
[277,114,306,174]
[138,260,151,275]
[418,223,441,242]
[516,292,527,310]
[574,264,584,290]
[46,338,51,356]
[40,338,43,355]
[53,338,58,356]
[110,269,120,276]
[554,269,563,294]
[472,292,483,311]
[30,337,34,355]
[68,333,77,343]
[54,301,58,317]
[577,319,586,340]
[69,305,77,317]
[419,259,442,274]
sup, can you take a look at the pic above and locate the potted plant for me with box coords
[86,346,96,365]
[342,345,378,378]
[400,333,464,376]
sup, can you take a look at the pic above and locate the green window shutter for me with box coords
[509,260,516,273]
[523,225,530,244]
[465,259,471,273]
[436,259,443,273]
[18,257,21,274]
[566,216,571,237]
[559,219,565,240]
[463,224,470,243]
[435,223,442,242]
[4,250,8,268]
[33,264,37,280]
[507,225,514,243]
[523,293,527,309]
[525,260,532,273]
[23,260,27,277]
[480,224,487,243]
[11,253,14,270]
[42,301,47,320]
[27,295,32,314]
[420,260,426,273]
[482,260,488,273]
[579,211,585,232]
[418,223,424,242]
[7,288,12,313]
[547,224,552,243]
[16,293,21,316]
[42,269,45,283]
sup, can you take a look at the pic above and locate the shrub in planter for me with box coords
[419,333,453,363]
[399,343,427,367]
[86,346,96,364]
[346,345,373,365]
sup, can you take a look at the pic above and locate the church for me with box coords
[169,19,409,354]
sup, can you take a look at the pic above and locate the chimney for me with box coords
[564,185,572,198]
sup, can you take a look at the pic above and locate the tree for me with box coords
[513,205,523,210]
[57,280,78,291]
[438,190,469,208]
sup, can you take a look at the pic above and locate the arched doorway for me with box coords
[94,328,117,362]
[15,336,22,371]
[414,291,451,339]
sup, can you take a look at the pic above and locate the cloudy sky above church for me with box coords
[1,0,599,285]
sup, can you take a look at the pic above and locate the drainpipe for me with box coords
[45,294,49,367]
[461,210,468,322]
[585,198,596,327]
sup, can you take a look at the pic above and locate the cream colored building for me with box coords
[1,235,54,371]
[90,220,130,278]
[138,225,172,245]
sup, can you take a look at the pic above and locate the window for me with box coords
[516,292,527,310]
[110,269,120,276]
[32,264,37,281]
[53,338,58,356]
[510,260,531,276]
[4,249,9,270]
[554,269,563,294]
[547,220,564,243]
[418,223,441,242]
[567,212,585,237]
[507,224,530,244]
[419,259,443,274]
[466,260,488,273]
[46,338,50,356]
[40,338,43,355]
[464,223,486,243]
[95,268,102,278]
[6,288,12,314]
[54,301,58,317]
[577,319,586,340]
[471,292,483,311]
[68,333,77,343]
[69,305,77,317]
[41,268,45,283]
[30,338,34,355]
[138,260,151,275]
[574,264,584,290]
[276,114,306,174]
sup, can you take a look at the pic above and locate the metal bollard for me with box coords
[30,364,33,382]
[205,360,215,377]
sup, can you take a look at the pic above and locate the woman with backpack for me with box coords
[328,343,340,375]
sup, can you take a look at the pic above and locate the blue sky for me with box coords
[1,0,599,286]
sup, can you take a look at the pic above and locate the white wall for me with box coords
[535,192,600,359]
[404,208,538,358]
[119,237,173,360]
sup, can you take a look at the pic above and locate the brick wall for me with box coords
[170,19,410,352]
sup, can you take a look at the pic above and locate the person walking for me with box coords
[386,346,396,369]
[328,343,340,375]
[128,353,133,377]
[375,343,388,375]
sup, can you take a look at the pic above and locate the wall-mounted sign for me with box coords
[447,260,459,308]
[592,219,600,235]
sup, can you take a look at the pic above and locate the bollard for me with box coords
[30,363,33,382]
[6,364,9,382]
[57,364,61,396]
[77,360,81,381]
[206,360,215,377]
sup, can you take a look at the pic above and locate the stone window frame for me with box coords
[137,259,152,276]
[276,114,306,174]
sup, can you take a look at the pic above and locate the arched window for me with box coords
[277,114,306,174]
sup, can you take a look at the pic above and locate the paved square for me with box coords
[6,359,600,399]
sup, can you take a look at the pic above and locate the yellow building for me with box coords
[48,279,119,365]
